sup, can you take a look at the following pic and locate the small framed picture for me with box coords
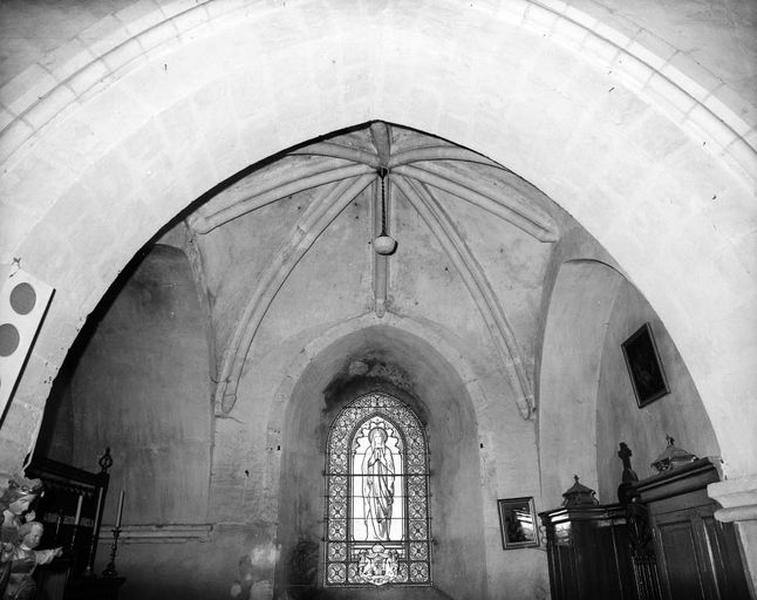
[497,497,538,549]
[621,322,670,408]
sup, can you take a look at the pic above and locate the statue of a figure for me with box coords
[3,521,62,600]
[362,427,395,540]
[0,476,44,598]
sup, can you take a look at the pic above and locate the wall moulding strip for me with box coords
[97,523,213,544]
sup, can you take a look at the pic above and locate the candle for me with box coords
[115,490,125,529]
[92,488,104,532]
[73,494,83,527]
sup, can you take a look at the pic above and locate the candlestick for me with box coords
[54,512,63,542]
[102,527,121,578]
[84,487,105,577]
[115,490,124,529]
[74,494,83,527]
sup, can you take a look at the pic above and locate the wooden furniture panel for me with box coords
[541,457,752,600]
[632,458,751,600]
[540,504,640,600]
[656,518,709,600]
[703,517,753,600]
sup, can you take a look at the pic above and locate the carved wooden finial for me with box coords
[618,442,632,463]
[618,442,639,485]
[98,447,113,473]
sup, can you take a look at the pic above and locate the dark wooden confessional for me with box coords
[540,441,753,600]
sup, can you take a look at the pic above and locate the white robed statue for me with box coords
[362,427,395,540]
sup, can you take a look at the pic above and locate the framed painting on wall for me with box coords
[621,322,670,408]
[497,497,539,549]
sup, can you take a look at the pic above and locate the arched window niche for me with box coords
[324,392,432,587]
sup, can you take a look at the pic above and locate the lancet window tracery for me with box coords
[324,393,431,587]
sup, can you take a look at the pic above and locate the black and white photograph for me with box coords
[0,2,754,599]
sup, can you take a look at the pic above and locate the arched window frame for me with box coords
[324,392,432,587]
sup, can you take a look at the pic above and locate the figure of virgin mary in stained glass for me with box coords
[362,427,395,540]
[326,394,430,586]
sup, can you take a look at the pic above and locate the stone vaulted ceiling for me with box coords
[181,122,570,420]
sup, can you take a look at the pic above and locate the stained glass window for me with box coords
[324,393,431,587]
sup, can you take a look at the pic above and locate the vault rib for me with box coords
[371,178,394,318]
[394,174,535,420]
[189,161,374,233]
[369,121,392,167]
[289,141,380,167]
[213,173,375,414]
[389,145,502,169]
[394,163,559,242]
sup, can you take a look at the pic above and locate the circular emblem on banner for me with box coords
[0,323,21,357]
[10,282,37,315]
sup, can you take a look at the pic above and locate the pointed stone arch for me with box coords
[0,0,753,488]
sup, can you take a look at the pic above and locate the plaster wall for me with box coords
[109,524,270,600]
[35,367,75,464]
[42,245,213,528]
[538,255,623,507]
[568,0,757,102]
[595,279,720,502]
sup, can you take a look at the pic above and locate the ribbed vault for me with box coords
[189,122,560,419]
